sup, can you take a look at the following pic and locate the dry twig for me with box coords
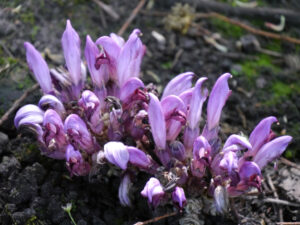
[118,0,147,36]
[280,157,300,170]
[133,211,178,225]
[195,12,300,45]
[267,174,283,223]
[264,198,300,207]
[0,83,39,127]
[92,0,120,21]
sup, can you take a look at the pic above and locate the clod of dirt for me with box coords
[279,167,300,203]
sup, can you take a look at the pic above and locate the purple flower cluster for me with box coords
[15,20,292,211]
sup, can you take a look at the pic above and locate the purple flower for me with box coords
[214,185,229,213]
[64,114,95,154]
[148,93,166,150]
[247,116,278,157]
[65,144,90,176]
[42,109,67,159]
[191,136,211,178]
[169,141,186,161]
[187,77,208,130]
[223,134,252,152]
[120,77,144,104]
[85,35,109,89]
[161,95,186,141]
[61,20,82,87]
[117,29,145,87]
[119,173,132,207]
[207,73,232,131]
[104,142,129,170]
[161,72,194,99]
[141,177,165,208]
[172,186,186,209]
[38,94,66,117]
[219,151,238,174]
[24,42,53,94]
[78,90,103,134]
[127,146,152,169]
[14,104,44,129]
[253,135,292,169]
[96,29,145,86]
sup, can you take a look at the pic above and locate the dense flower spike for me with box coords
[16,21,293,212]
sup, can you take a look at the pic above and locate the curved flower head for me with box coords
[64,114,95,154]
[223,134,252,152]
[253,135,292,169]
[141,177,165,208]
[38,95,65,117]
[207,73,232,131]
[119,173,132,206]
[104,142,129,170]
[172,187,186,209]
[24,42,53,94]
[62,20,82,87]
[248,116,278,157]
[148,93,166,150]
[14,104,44,129]
[162,72,194,99]
[65,144,90,176]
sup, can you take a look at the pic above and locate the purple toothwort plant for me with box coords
[15,20,292,213]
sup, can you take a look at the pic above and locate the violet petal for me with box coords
[162,72,194,99]
[24,42,53,94]
[253,136,292,169]
[61,20,82,86]
[207,73,232,130]
[104,142,129,170]
[148,93,166,150]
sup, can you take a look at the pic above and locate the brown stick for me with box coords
[92,0,120,21]
[264,198,300,207]
[133,211,178,225]
[117,0,147,36]
[0,83,39,126]
[280,157,300,170]
[267,174,283,223]
[194,0,300,25]
[276,223,300,225]
[196,12,300,45]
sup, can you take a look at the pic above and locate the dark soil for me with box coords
[0,0,299,224]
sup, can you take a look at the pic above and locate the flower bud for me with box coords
[141,177,165,208]
[172,186,186,209]
[169,141,186,161]
[214,185,229,213]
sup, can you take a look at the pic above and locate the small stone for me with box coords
[0,156,20,178]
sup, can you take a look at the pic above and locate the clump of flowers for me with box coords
[15,20,292,211]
